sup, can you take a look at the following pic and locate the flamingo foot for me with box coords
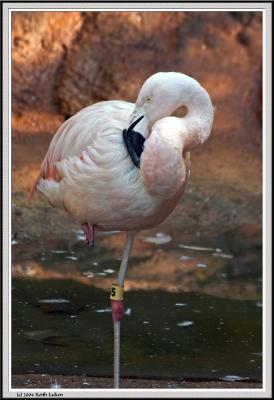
[111,300,124,322]
[82,223,94,246]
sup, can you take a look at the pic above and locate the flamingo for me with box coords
[29,72,214,388]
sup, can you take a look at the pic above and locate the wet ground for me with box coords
[12,227,262,387]
[11,129,262,389]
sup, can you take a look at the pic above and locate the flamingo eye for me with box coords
[144,96,152,103]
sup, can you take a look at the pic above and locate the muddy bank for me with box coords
[12,374,262,389]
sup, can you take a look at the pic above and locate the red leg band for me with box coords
[111,300,124,322]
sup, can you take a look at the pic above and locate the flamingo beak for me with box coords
[127,115,145,133]
[123,115,145,168]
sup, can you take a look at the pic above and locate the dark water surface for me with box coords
[12,231,262,381]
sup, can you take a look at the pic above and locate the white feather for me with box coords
[35,73,213,231]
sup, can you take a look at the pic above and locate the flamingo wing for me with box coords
[28,101,132,200]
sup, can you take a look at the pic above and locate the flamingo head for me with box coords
[123,72,214,167]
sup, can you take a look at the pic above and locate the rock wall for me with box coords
[12,11,262,151]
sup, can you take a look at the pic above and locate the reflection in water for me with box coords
[177,321,194,327]
[12,230,262,381]
[220,375,250,382]
[142,233,172,245]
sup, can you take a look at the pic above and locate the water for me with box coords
[12,231,262,381]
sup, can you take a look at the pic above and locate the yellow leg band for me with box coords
[110,284,124,301]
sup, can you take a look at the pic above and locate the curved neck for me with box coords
[141,119,187,198]
[180,85,214,151]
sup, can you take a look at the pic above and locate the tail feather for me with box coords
[37,178,64,209]
[28,171,42,202]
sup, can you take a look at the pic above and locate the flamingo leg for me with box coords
[82,223,94,246]
[111,231,134,389]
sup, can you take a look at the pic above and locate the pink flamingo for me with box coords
[30,72,214,388]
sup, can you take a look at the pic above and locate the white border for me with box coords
[2,2,272,398]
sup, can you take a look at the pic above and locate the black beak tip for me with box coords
[127,115,144,133]
[123,119,145,169]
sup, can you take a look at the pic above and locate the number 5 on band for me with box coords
[110,284,124,300]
